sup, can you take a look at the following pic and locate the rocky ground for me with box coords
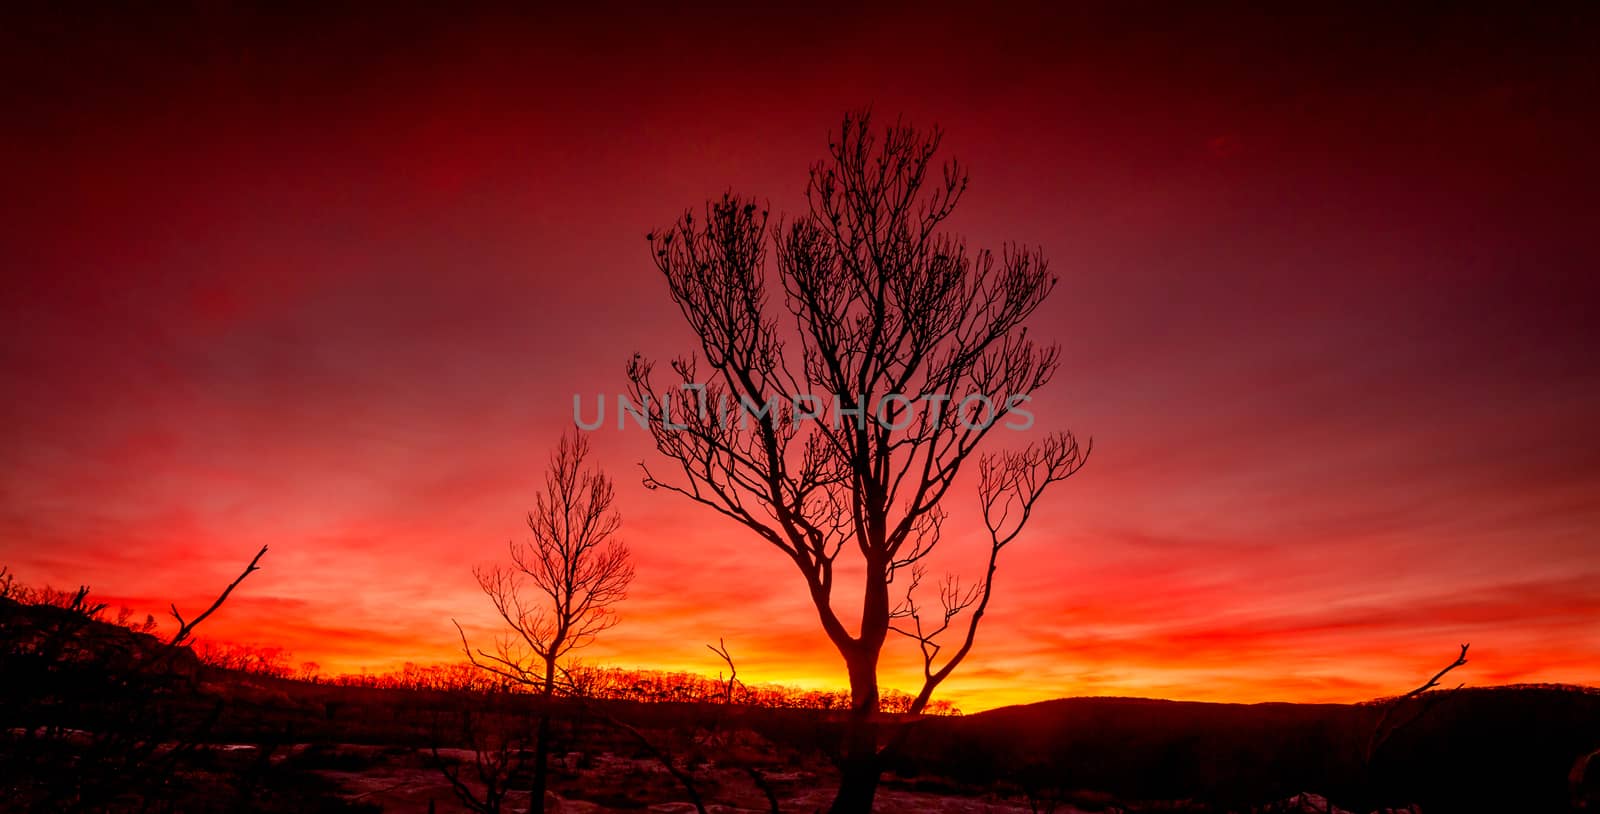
[261,742,1067,813]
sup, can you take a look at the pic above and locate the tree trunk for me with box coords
[828,646,882,813]
[532,654,557,812]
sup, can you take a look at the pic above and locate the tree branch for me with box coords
[169,545,268,647]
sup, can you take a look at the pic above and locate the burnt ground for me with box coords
[4,599,1598,812]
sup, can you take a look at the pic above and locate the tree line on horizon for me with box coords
[1,567,963,715]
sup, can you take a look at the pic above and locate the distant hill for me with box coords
[899,688,1600,811]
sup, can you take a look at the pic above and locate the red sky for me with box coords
[3,6,1597,710]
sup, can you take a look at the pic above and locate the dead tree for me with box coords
[707,638,742,704]
[455,432,634,813]
[1365,643,1470,764]
[1358,643,1469,810]
[431,705,534,814]
[629,111,1089,813]
[891,436,1085,712]
[0,547,267,811]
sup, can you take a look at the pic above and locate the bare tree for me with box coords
[431,705,535,814]
[707,638,742,704]
[704,639,782,813]
[628,111,1089,812]
[1,547,267,811]
[1365,644,1469,767]
[455,432,634,813]
[890,436,1085,713]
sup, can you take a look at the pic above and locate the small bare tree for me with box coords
[629,111,1089,812]
[707,638,743,704]
[455,432,634,813]
[431,704,536,814]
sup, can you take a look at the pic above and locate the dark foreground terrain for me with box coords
[3,596,1598,812]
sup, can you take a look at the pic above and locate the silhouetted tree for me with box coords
[1361,643,1469,809]
[707,637,743,704]
[0,546,267,811]
[431,703,535,814]
[1366,643,1470,765]
[456,431,634,812]
[629,111,1088,812]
